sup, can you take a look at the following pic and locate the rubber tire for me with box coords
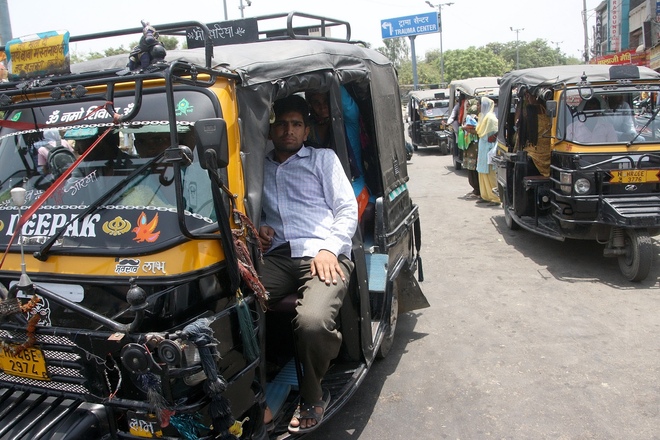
[376,288,399,359]
[618,228,653,282]
[453,153,462,171]
[502,186,520,230]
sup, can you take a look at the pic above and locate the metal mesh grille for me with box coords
[43,349,80,362]
[1,329,90,394]
[0,372,89,394]
[47,365,84,378]
[0,329,76,346]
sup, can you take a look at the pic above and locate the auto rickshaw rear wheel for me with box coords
[376,286,399,359]
[618,228,653,282]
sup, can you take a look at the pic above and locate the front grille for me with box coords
[0,329,90,394]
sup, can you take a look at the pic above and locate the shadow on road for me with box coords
[305,312,427,439]
[490,214,660,289]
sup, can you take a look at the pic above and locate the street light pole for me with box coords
[239,0,252,18]
[510,27,524,70]
[426,1,454,86]
[550,40,563,65]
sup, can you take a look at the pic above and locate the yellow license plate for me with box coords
[0,346,50,381]
[609,169,660,184]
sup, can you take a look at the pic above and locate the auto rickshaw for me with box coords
[447,77,500,170]
[0,13,428,439]
[406,89,451,154]
[494,64,660,282]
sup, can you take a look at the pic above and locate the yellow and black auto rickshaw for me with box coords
[0,13,427,439]
[495,64,660,282]
[406,89,451,154]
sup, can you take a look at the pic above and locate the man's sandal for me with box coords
[288,388,331,434]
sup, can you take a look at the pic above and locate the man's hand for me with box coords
[258,226,275,251]
[311,249,345,285]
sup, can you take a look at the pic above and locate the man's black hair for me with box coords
[273,95,310,125]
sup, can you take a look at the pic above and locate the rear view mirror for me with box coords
[194,118,229,169]
[546,100,557,118]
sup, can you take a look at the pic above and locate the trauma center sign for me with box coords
[381,12,439,39]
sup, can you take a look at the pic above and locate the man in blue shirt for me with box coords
[258,94,358,434]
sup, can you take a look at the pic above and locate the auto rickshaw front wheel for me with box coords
[617,228,653,282]
[501,185,519,231]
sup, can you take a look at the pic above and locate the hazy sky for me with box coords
[6,0,599,60]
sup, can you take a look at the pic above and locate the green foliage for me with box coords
[70,37,181,63]
[397,38,579,87]
[375,38,410,69]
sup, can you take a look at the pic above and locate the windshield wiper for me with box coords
[627,107,660,147]
[34,154,165,261]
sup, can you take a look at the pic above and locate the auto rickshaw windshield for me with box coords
[557,87,660,145]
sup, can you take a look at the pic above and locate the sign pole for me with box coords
[410,35,418,90]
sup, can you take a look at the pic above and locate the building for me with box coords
[591,0,660,70]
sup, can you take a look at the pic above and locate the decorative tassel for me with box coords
[236,290,259,362]
[182,319,237,438]
[138,372,173,426]
[169,413,209,440]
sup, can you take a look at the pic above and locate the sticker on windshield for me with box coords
[132,212,161,243]
[176,98,194,116]
[103,216,132,236]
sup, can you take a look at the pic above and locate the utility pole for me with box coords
[0,0,12,46]
[510,27,524,69]
[550,40,563,65]
[239,0,252,18]
[582,0,589,63]
[222,0,228,20]
[426,1,454,86]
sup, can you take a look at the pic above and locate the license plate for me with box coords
[609,169,660,184]
[0,346,50,381]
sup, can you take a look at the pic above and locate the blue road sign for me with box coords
[381,12,439,40]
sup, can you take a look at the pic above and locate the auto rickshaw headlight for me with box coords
[559,172,572,194]
[574,178,591,195]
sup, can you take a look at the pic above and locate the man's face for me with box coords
[0,64,7,80]
[134,133,170,157]
[270,111,309,155]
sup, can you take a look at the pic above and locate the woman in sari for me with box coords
[475,96,500,205]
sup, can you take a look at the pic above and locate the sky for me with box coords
[6,0,601,61]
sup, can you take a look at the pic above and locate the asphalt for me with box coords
[306,147,660,440]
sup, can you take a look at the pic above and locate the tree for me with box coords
[70,36,182,63]
[486,39,572,69]
[441,47,511,82]
[375,37,410,69]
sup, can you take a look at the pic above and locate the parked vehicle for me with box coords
[495,64,660,282]
[406,89,451,154]
[0,13,428,439]
[447,77,499,170]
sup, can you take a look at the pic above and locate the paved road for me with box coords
[308,147,660,439]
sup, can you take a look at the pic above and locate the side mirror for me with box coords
[193,118,229,169]
[546,100,558,118]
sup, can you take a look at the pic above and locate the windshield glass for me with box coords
[558,86,660,145]
[420,99,450,118]
[0,91,219,252]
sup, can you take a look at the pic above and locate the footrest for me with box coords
[523,175,550,189]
